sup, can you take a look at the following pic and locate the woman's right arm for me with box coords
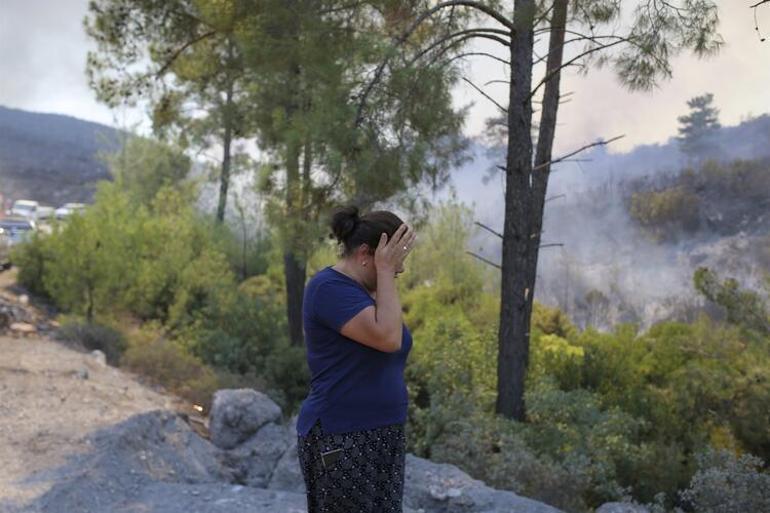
[339,224,415,353]
[340,271,402,352]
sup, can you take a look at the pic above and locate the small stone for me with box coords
[90,350,107,366]
[10,322,36,337]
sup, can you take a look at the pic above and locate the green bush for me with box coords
[13,181,238,330]
[54,316,128,365]
[629,186,700,241]
[120,321,221,410]
[679,448,770,513]
[9,230,54,298]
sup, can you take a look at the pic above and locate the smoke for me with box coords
[438,115,770,330]
[0,0,114,125]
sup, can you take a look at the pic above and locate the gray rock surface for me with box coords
[220,422,290,487]
[209,388,283,449]
[404,454,563,513]
[596,503,650,513]
[4,390,565,513]
[268,432,304,493]
[4,409,234,513]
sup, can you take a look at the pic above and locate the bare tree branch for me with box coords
[446,52,511,66]
[529,38,628,99]
[533,135,625,172]
[531,33,628,65]
[462,77,507,113]
[475,221,503,239]
[409,29,511,66]
[545,193,566,202]
[466,251,501,269]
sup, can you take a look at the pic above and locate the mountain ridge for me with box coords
[0,105,122,206]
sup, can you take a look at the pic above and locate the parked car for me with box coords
[8,199,38,219]
[0,216,38,246]
[36,205,55,221]
[6,199,55,221]
[0,228,11,269]
[55,202,88,219]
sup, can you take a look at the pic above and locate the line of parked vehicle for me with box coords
[0,199,89,269]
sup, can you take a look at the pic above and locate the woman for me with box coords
[296,205,416,513]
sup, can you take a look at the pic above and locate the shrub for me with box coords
[9,230,54,298]
[629,186,700,241]
[679,448,770,513]
[120,321,221,410]
[54,316,128,365]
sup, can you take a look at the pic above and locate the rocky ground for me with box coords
[0,266,568,513]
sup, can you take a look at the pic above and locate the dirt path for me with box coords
[0,267,186,507]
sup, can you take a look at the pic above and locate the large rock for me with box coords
[266,413,305,493]
[12,410,234,513]
[208,388,282,450]
[268,434,305,493]
[220,422,291,488]
[596,503,650,513]
[110,482,309,513]
[404,454,564,513]
[6,401,567,513]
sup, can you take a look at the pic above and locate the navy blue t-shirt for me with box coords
[296,265,412,436]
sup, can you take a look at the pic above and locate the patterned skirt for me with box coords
[296,418,407,513]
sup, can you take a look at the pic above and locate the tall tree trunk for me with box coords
[283,50,307,347]
[284,138,306,347]
[216,80,234,224]
[525,0,569,336]
[497,0,536,421]
[302,140,312,218]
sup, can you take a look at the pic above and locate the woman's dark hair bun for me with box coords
[330,205,361,244]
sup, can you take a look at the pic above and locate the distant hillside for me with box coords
[440,113,770,331]
[0,105,122,207]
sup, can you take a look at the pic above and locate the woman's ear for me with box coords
[356,244,371,265]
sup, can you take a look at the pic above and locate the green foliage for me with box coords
[694,267,770,335]
[8,229,55,298]
[105,136,191,207]
[215,217,274,281]
[528,334,585,391]
[679,449,770,513]
[16,178,238,328]
[398,203,769,511]
[120,321,222,410]
[629,187,700,241]
[176,268,310,413]
[55,316,128,366]
[401,202,640,510]
[628,157,770,241]
[86,0,470,286]
[33,184,138,321]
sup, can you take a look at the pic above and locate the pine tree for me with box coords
[677,93,722,160]
[85,0,469,347]
[85,0,250,224]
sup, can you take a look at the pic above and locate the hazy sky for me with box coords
[2,0,769,153]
